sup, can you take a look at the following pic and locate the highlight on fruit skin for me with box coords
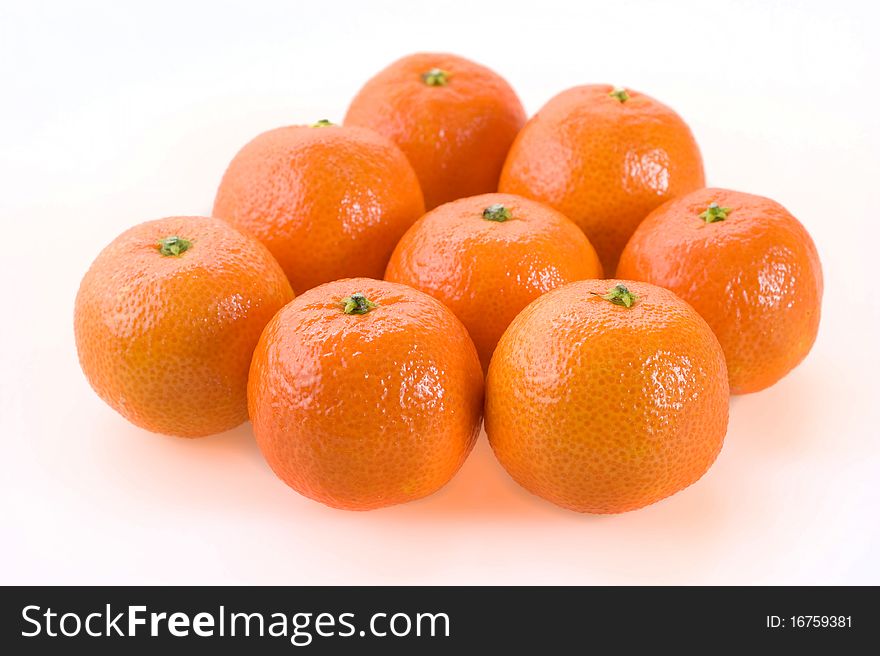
[247,278,484,511]
[212,123,425,295]
[617,187,823,394]
[384,193,603,372]
[74,216,294,438]
[344,52,527,210]
[499,83,705,275]
[485,279,729,514]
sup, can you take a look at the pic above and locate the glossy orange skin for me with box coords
[248,278,484,510]
[213,125,424,294]
[617,188,823,394]
[74,217,294,437]
[499,85,705,274]
[486,280,728,514]
[344,53,527,210]
[385,193,603,371]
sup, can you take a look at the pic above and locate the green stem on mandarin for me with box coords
[590,283,638,308]
[609,86,630,102]
[482,203,512,222]
[157,236,192,257]
[342,293,377,315]
[699,202,732,223]
[421,68,450,86]
[310,119,335,127]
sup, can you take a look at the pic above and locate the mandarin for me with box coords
[617,188,823,393]
[74,216,293,437]
[344,53,526,209]
[213,123,424,294]
[248,278,484,510]
[499,84,704,273]
[385,193,602,371]
[486,280,728,514]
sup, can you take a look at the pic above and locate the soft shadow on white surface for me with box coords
[4,315,877,585]
[3,0,880,585]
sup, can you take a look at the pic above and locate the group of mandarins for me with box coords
[75,53,822,515]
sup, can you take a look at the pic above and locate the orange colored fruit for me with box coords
[248,278,484,510]
[617,188,823,394]
[486,280,728,514]
[74,216,293,437]
[344,53,526,210]
[499,84,704,274]
[385,193,603,371]
[213,123,424,294]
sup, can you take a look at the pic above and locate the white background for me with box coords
[1,0,878,585]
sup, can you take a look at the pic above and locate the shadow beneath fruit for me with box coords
[384,431,611,522]
[83,404,739,585]
[426,439,559,518]
[87,400,736,553]
[88,412,279,515]
[362,429,736,585]
[371,424,741,532]
[563,474,734,584]
[728,361,828,457]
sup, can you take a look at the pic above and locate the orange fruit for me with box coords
[385,193,603,371]
[617,188,823,394]
[74,216,293,437]
[248,278,484,510]
[499,84,704,274]
[344,53,526,210]
[213,123,424,294]
[486,280,728,514]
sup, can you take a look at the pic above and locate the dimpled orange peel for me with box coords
[618,187,823,393]
[75,216,294,437]
[345,53,526,209]
[500,84,705,273]
[485,280,729,513]
[213,122,424,294]
[248,278,484,510]
[385,193,603,371]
